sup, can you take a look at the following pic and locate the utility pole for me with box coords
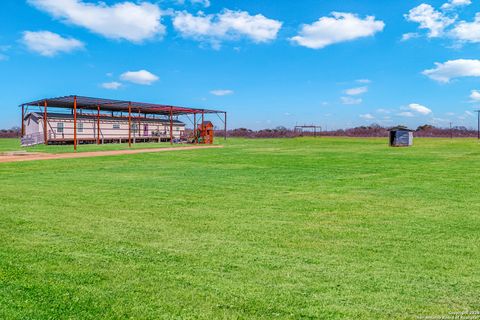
[477,110,480,140]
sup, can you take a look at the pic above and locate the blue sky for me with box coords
[1,0,480,130]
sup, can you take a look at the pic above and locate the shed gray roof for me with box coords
[389,126,415,132]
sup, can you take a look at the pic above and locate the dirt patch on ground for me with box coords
[0,145,223,163]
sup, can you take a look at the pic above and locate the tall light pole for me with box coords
[476,110,480,140]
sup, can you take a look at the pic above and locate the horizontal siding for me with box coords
[28,117,185,140]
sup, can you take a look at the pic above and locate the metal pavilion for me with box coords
[20,95,227,151]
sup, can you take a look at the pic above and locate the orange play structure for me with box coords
[197,121,214,144]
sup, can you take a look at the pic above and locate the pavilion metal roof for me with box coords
[22,95,224,116]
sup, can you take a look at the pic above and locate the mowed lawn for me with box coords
[1,137,480,319]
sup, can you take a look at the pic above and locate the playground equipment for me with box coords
[196,121,214,144]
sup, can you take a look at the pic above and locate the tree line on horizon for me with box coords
[219,124,479,138]
[2,124,478,139]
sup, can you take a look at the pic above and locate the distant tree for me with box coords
[417,124,434,131]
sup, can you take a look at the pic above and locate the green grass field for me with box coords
[1,137,480,319]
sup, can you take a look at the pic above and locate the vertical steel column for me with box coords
[21,105,25,137]
[73,96,77,151]
[193,112,197,144]
[43,100,48,145]
[138,109,141,140]
[201,110,204,144]
[170,107,173,145]
[97,105,100,145]
[224,112,227,141]
[128,102,132,147]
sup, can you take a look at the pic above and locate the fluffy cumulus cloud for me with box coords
[408,103,432,115]
[120,70,159,85]
[101,81,122,90]
[173,9,282,46]
[28,0,165,43]
[405,1,480,44]
[210,89,234,96]
[341,96,362,105]
[470,90,480,101]
[405,4,455,38]
[360,113,374,120]
[290,12,385,49]
[344,86,368,96]
[441,0,472,10]
[451,14,480,43]
[422,59,480,83]
[21,31,84,56]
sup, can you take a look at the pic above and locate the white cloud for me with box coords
[450,14,480,43]
[0,45,9,61]
[190,0,210,7]
[120,70,159,85]
[457,111,475,120]
[210,89,234,96]
[408,103,432,115]
[431,117,449,123]
[173,9,282,45]
[360,113,374,120]
[470,90,480,101]
[356,79,371,84]
[422,59,480,83]
[398,111,415,117]
[21,31,84,57]
[377,108,391,114]
[344,86,368,96]
[177,0,210,7]
[28,0,165,43]
[290,12,384,49]
[401,32,420,41]
[441,0,471,11]
[405,4,455,37]
[341,96,362,105]
[101,81,122,90]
